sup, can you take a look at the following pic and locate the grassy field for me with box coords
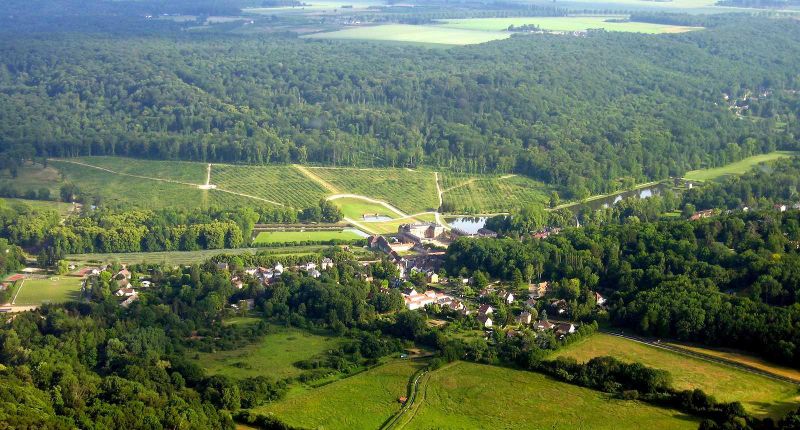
[552,333,800,418]
[0,162,64,197]
[12,276,83,306]
[683,151,798,181]
[254,359,424,429]
[314,168,440,214]
[67,245,331,265]
[303,24,509,45]
[193,328,345,380]
[401,361,698,429]
[211,164,328,208]
[331,197,400,220]
[438,16,702,34]
[252,229,365,244]
[71,156,207,183]
[440,173,550,214]
[665,342,800,383]
[1,198,75,217]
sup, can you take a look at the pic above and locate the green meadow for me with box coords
[683,151,798,181]
[252,229,365,244]
[438,16,702,34]
[302,24,509,45]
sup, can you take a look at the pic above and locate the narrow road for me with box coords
[602,330,800,386]
[206,163,212,186]
[381,367,429,430]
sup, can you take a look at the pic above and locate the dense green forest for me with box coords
[1,16,799,197]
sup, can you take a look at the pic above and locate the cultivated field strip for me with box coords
[211,164,328,208]
[71,156,208,183]
[312,168,440,215]
[440,172,550,214]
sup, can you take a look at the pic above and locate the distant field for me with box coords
[211,164,328,208]
[314,168,440,214]
[71,156,207,183]
[331,197,400,220]
[67,245,331,265]
[0,162,64,197]
[12,276,83,306]
[401,361,698,429]
[552,333,800,418]
[193,328,345,380]
[252,229,365,244]
[665,342,800,383]
[255,359,424,429]
[1,198,75,216]
[303,24,509,45]
[438,16,703,34]
[440,173,550,214]
[683,151,798,181]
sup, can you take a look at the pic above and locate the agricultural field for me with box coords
[0,161,64,197]
[252,229,366,245]
[683,151,798,181]
[70,156,207,184]
[254,359,424,429]
[193,327,346,380]
[552,333,800,418]
[66,245,332,265]
[302,24,509,45]
[330,196,400,220]
[211,164,328,208]
[11,276,83,306]
[665,343,800,383]
[313,168,440,214]
[440,173,550,214]
[1,198,76,217]
[400,361,698,429]
[438,16,703,34]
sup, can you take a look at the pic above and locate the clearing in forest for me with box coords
[438,16,703,34]
[11,276,83,306]
[683,151,798,181]
[399,361,698,429]
[551,333,800,419]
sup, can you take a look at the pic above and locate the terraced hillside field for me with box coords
[440,173,550,214]
[552,333,800,419]
[71,156,208,183]
[211,164,328,208]
[312,168,440,214]
[401,361,698,430]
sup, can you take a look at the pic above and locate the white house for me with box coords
[321,258,334,270]
[477,314,493,328]
[309,269,322,279]
[274,263,284,274]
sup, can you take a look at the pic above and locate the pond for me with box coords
[567,184,670,213]
[446,216,488,234]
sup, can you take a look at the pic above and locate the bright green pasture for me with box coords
[1,198,75,217]
[67,245,330,265]
[402,361,698,429]
[254,359,424,429]
[253,229,364,244]
[194,328,346,380]
[683,151,798,181]
[440,173,550,214]
[314,168,440,214]
[331,197,399,220]
[438,16,702,33]
[552,333,800,418]
[12,277,83,306]
[303,24,510,45]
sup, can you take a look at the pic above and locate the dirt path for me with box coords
[0,305,38,313]
[206,163,212,186]
[293,164,341,194]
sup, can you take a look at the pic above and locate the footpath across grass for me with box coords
[552,333,800,418]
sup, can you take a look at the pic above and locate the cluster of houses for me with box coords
[475,304,578,339]
[401,288,463,311]
[225,258,336,289]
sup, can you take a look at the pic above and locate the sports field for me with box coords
[551,333,800,418]
[400,361,698,429]
[683,151,798,181]
[252,229,365,244]
[254,359,425,429]
[11,276,83,306]
[440,173,550,214]
[438,16,703,34]
[193,328,345,380]
[303,24,509,45]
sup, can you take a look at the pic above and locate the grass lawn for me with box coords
[303,24,509,45]
[438,16,702,34]
[552,333,800,418]
[12,276,83,306]
[332,196,401,220]
[193,327,346,380]
[315,168,440,214]
[67,245,330,265]
[401,361,698,429]
[222,316,263,327]
[683,151,798,181]
[252,229,365,244]
[440,173,550,214]
[254,359,424,429]
[665,342,800,383]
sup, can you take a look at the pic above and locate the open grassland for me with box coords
[683,151,798,181]
[1,198,75,217]
[303,24,509,45]
[314,168,440,214]
[0,162,64,196]
[193,328,344,380]
[211,164,327,208]
[665,343,800,383]
[12,277,83,306]
[440,173,550,214]
[255,359,424,429]
[552,333,800,418]
[331,197,400,220]
[253,229,365,244]
[66,245,332,265]
[401,361,698,429]
[438,16,702,34]
[72,156,207,183]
